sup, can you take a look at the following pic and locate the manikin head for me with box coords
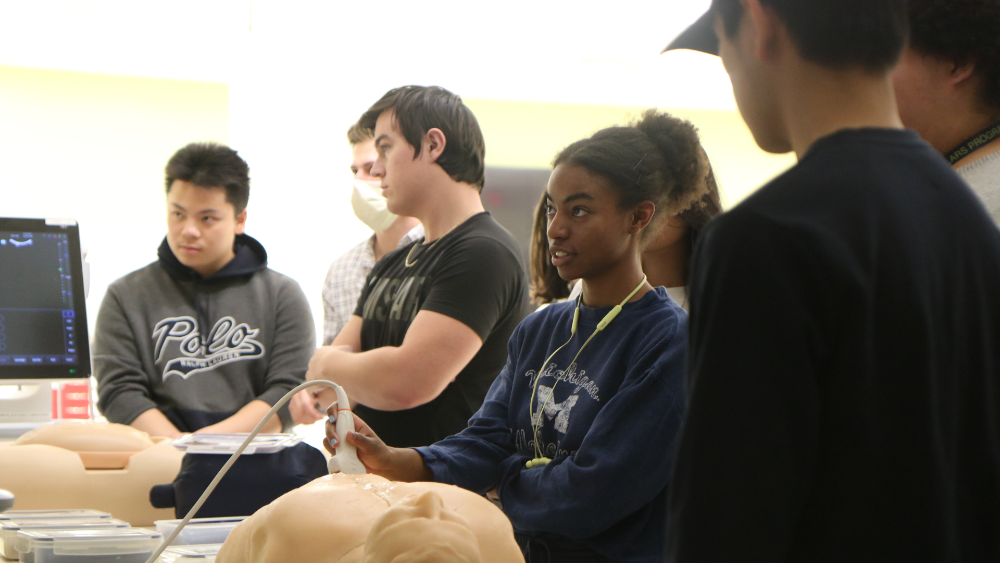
[890,0,1000,156]
[215,473,522,563]
[663,0,908,154]
[361,491,483,563]
[355,86,486,218]
[164,142,249,277]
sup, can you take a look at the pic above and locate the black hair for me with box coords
[530,190,572,304]
[906,0,1000,112]
[530,110,722,303]
[358,86,486,192]
[165,142,250,214]
[715,0,908,73]
[553,110,711,235]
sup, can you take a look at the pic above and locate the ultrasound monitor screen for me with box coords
[0,218,90,379]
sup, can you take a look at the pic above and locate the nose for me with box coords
[369,157,386,180]
[547,210,568,242]
[182,218,201,240]
[405,491,444,520]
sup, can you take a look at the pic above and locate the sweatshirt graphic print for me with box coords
[94,235,314,432]
[417,287,687,563]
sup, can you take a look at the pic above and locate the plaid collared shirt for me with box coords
[321,226,424,344]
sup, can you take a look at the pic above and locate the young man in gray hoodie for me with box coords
[94,142,314,438]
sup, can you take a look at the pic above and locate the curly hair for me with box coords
[907,0,1000,112]
[529,110,722,304]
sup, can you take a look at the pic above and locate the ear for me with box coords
[421,128,447,163]
[235,209,247,235]
[741,0,781,62]
[628,201,656,235]
[949,60,977,89]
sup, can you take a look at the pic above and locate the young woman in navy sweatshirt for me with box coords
[325,110,715,563]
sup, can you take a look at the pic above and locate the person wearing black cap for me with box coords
[891,0,1000,225]
[662,1,1000,562]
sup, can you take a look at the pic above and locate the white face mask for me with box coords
[351,179,397,232]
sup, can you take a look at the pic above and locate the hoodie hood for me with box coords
[157,234,268,356]
[158,234,268,281]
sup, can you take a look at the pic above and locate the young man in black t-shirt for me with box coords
[663,1,1000,562]
[305,86,529,447]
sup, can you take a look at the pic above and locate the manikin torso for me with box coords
[216,473,524,563]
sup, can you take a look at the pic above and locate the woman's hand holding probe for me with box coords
[323,403,432,483]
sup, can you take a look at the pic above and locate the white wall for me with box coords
[0,0,795,346]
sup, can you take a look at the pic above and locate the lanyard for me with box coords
[945,120,1000,166]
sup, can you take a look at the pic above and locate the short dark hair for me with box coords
[347,122,373,146]
[716,0,908,73]
[165,142,250,214]
[358,86,486,192]
[906,0,1000,112]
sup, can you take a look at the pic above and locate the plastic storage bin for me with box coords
[0,511,110,524]
[1,518,128,559]
[152,518,244,546]
[155,544,221,562]
[15,528,162,563]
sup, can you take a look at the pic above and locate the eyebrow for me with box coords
[374,134,390,145]
[559,192,595,204]
[171,202,220,214]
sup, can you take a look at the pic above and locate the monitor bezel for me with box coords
[0,217,91,380]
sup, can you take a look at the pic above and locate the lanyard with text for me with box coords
[945,120,1000,166]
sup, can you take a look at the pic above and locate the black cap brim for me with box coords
[661,9,718,56]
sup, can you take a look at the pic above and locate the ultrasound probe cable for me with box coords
[143,379,359,563]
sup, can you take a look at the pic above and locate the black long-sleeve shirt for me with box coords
[668,129,1000,562]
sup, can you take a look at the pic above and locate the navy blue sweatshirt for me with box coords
[416,287,686,562]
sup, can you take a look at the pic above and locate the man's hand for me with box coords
[288,389,324,425]
[305,345,355,382]
[323,402,432,482]
[193,400,281,434]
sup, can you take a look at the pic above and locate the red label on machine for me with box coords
[52,382,91,419]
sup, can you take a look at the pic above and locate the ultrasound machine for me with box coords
[0,217,91,437]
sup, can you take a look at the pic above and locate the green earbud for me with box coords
[525,457,552,469]
[596,306,622,331]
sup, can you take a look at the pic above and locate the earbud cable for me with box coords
[527,276,647,465]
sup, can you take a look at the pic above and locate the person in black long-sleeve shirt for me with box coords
[662,1,1000,562]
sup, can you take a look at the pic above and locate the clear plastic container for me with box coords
[15,528,162,563]
[155,544,221,562]
[152,518,245,546]
[170,434,302,455]
[0,511,111,524]
[1,518,128,559]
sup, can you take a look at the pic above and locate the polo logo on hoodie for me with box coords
[153,316,265,380]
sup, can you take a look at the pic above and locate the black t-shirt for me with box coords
[353,212,529,447]
[668,129,1000,562]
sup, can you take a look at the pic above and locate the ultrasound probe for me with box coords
[144,380,362,563]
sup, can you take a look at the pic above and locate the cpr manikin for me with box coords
[215,383,521,563]
[215,473,522,563]
[0,421,183,525]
